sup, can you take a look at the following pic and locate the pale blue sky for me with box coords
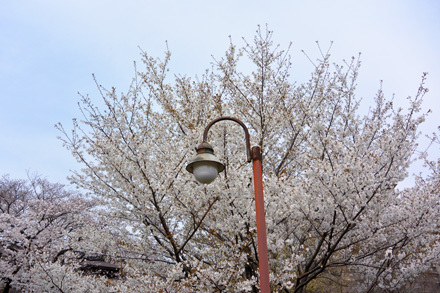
[1,0,439,185]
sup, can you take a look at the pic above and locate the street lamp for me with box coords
[186,116,270,293]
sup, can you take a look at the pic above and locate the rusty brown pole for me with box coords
[202,117,270,292]
[251,146,270,293]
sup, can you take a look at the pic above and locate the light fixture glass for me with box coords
[192,161,219,184]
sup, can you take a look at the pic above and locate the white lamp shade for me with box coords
[192,162,219,184]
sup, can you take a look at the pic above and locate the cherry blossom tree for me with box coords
[57,27,439,292]
[0,174,93,292]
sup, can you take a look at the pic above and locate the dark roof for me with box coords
[82,260,121,271]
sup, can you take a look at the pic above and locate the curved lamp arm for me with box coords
[202,116,252,163]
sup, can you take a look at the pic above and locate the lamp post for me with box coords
[186,116,270,293]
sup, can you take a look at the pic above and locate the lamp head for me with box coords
[186,141,225,184]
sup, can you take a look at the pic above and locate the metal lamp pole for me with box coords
[186,116,270,292]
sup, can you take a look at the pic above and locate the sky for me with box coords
[1,0,439,187]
